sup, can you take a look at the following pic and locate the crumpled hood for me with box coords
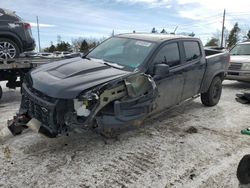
[30,57,131,99]
[231,55,250,63]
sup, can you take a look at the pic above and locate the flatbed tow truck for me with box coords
[0,57,61,100]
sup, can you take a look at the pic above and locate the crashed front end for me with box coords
[8,73,157,137]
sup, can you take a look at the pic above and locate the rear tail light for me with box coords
[24,23,31,30]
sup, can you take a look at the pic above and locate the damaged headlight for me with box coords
[74,91,99,117]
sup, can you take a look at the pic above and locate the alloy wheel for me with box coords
[0,41,17,59]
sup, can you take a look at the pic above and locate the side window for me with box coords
[183,41,201,62]
[154,43,180,67]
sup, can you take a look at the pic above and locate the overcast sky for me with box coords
[1,0,250,49]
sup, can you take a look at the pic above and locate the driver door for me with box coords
[150,42,185,112]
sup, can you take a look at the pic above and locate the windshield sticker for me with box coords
[135,41,152,47]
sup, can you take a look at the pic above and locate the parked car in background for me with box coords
[0,8,35,60]
[64,52,81,59]
[53,51,71,58]
[227,41,250,82]
[34,52,54,58]
[53,51,81,58]
[23,51,38,58]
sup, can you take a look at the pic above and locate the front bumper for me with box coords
[10,73,157,138]
[20,83,60,137]
[226,70,250,82]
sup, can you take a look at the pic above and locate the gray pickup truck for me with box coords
[7,33,229,137]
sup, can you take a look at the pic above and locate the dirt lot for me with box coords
[0,80,250,188]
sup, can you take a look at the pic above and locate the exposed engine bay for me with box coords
[7,73,157,137]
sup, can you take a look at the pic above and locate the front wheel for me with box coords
[201,76,222,106]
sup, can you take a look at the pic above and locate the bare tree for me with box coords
[205,37,219,47]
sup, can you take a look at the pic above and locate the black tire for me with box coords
[0,38,20,60]
[0,86,2,100]
[237,155,250,185]
[201,76,222,106]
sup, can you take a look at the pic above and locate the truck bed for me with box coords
[200,49,229,93]
[205,48,227,56]
[205,49,229,66]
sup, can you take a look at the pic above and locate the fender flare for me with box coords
[200,70,225,93]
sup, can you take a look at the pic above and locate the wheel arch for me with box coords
[0,32,23,52]
[200,71,225,93]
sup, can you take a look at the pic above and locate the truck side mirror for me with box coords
[153,63,170,77]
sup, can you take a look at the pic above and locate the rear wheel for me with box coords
[0,38,20,60]
[201,76,222,106]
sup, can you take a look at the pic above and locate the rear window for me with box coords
[184,41,201,62]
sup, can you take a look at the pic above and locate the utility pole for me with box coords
[36,16,41,52]
[221,9,226,48]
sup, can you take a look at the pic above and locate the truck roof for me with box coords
[117,33,194,43]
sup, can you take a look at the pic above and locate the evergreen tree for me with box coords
[56,41,71,51]
[80,40,89,54]
[44,43,56,52]
[151,27,157,33]
[189,32,195,37]
[160,29,167,33]
[228,22,240,48]
[49,44,56,52]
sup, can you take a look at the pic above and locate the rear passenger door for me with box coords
[181,40,206,100]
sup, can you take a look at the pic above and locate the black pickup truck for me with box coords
[7,33,229,137]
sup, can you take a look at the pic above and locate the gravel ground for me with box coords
[0,80,250,188]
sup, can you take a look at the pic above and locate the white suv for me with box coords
[227,41,250,82]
